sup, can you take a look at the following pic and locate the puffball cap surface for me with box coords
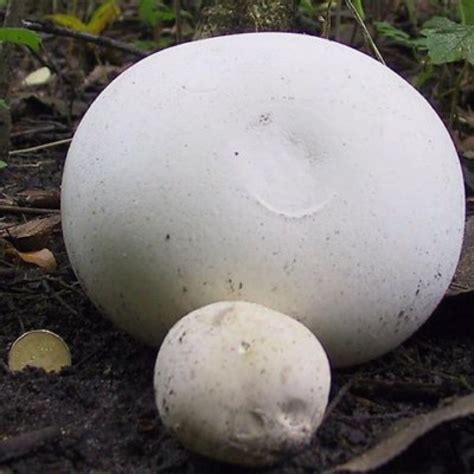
[154,301,331,466]
[61,33,465,366]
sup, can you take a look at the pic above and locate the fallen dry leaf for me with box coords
[17,248,57,272]
[2,237,57,273]
[0,215,61,252]
[448,216,474,296]
[328,393,474,473]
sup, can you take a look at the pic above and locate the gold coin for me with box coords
[8,330,71,373]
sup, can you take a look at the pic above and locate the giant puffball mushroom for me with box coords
[61,33,465,367]
[154,301,331,466]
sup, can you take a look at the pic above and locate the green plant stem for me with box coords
[334,0,342,41]
[9,138,72,156]
[322,0,332,39]
[349,19,359,43]
[175,0,182,43]
[345,0,386,65]
[449,60,469,128]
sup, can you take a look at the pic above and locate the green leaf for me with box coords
[460,0,474,25]
[87,0,121,35]
[46,14,89,32]
[405,0,417,25]
[374,21,415,49]
[413,63,435,88]
[0,27,42,51]
[299,0,316,17]
[0,98,8,109]
[0,160,7,170]
[139,0,175,27]
[421,17,474,65]
[352,0,365,20]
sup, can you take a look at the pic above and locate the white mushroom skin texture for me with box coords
[61,33,465,367]
[154,301,331,466]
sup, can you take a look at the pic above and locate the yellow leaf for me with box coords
[86,0,121,35]
[47,14,88,32]
[17,248,57,272]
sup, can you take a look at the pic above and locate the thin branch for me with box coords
[22,19,148,59]
[345,0,386,65]
[323,379,354,422]
[11,124,69,138]
[0,205,60,215]
[9,138,72,156]
[42,280,81,318]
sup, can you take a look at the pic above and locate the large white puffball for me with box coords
[61,33,465,367]
[154,301,330,466]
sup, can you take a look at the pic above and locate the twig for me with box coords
[22,19,148,59]
[0,426,63,463]
[45,275,85,298]
[42,280,81,318]
[75,345,108,368]
[323,379,353,422]
[344,0,386,65]
[9,138,72,156]
[10,160,56,169]
[11,124,69,138]
[351,379,458,402]
[0,205,60,215]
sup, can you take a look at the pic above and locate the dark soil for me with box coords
[1,6,474,474]
[1,243,474,473]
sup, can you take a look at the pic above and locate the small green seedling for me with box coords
[138,0,175,27]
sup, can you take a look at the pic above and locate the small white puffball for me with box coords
[154,301,331,467]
